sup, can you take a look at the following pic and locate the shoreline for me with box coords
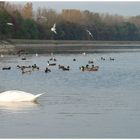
[1,39,140,54]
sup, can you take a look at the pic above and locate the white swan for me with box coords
[0,90,44,102]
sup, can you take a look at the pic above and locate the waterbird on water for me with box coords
[51,23,57,34]
[82,52,86,56]
[0,90,44,102]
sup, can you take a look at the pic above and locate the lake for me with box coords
[0,51,140,138]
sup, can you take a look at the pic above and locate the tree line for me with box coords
[1,2,140,40]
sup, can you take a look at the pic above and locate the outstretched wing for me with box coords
[86,30,93,38]
[53,23,56,29]
[7,23,14,26]
[51,23,57,34]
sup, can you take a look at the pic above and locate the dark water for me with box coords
[0,51,140,138]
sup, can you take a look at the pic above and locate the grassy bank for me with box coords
[1,39,140,54]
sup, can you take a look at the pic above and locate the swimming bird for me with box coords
[21,57,26,60]
[82,52,86,56]
[58,64,65,69]
[62,66,70,71]
[45,67,51,73]
[2,67,11,70]
[0,90,44,102]
[86,30,93,38]
[47,61,56,66]
[110,57,115,61]
[51,23,57,34]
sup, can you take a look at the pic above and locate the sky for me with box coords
[11,1,140,17]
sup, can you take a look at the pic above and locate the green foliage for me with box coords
[0,9,12,39]
[1,5,140,40]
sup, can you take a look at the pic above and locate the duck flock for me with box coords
[0,53,115,74]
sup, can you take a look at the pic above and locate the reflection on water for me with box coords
[0,51,140,138]
[0,101,38,112]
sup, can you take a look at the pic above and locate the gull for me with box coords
[51,23,57,34]
[7,22,14,26]
[86,30,93,38]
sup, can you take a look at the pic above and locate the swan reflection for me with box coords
[0,101,39,112]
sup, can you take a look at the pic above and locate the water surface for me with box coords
[0,51,140,138]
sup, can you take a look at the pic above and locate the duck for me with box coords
[62,66,70,71]
[88,60,94,64]
[0,90,44,102]
[21,57,26,60]
[45,67,51,73]
[58,64,65,69]
[110,57,115,61]
[2,67,11,70]
[80,65,99,72]
[32,64,39,70]
[47,61,56,66]
[79,66,85,71]
[49,58,57,61]
[101,57,105,60]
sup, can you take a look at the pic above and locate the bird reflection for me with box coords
[0,101,39,112]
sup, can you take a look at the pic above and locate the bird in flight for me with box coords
[86,30,93,38]
[51,23,57,34]
[7,23,14,26]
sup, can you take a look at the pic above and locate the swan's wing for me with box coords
[31,93,45,102]
[34,93,44,98]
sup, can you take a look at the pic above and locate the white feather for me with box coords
[0,90,44,102]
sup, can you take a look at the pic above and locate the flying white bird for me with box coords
[51,23,57,34]
[0,90,44,102]
[7,22,14,26]
[86,30,93,38]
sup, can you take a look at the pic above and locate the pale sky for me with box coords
[11,1,140,17]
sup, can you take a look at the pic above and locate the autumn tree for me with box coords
[61,9,82,24]
[22,2,33,19]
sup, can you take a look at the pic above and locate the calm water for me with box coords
[0,51,140,138]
